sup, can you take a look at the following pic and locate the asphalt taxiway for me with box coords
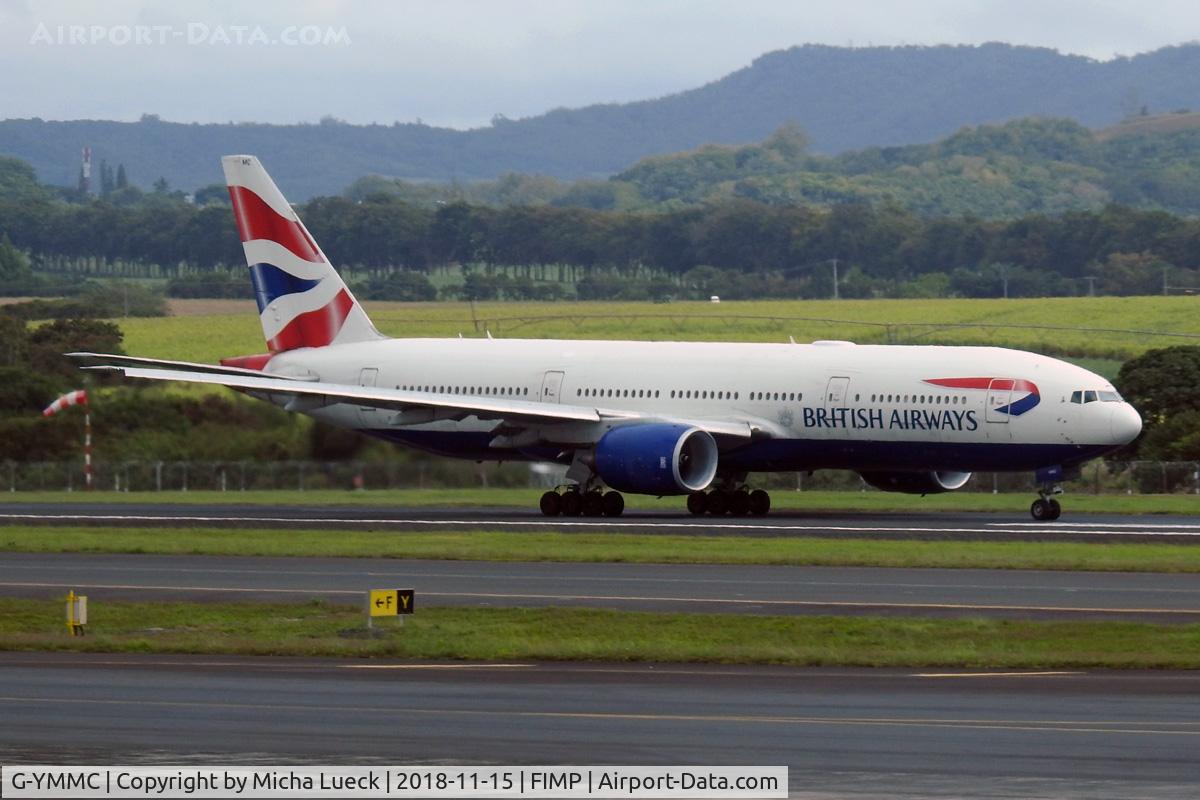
[4,503,1200,542]
[3,551,1198,621]
[1,652,1197,799]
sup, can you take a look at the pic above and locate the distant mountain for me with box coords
[342,116,1200,218]
[3,42,1200,197]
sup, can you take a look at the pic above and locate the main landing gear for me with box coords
[687,488,771,516]
[1030,486,1063,521]
[540,487,625,517]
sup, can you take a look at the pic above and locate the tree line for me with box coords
[5,189,1200,300]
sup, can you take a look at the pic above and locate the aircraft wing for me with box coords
[81,361,757,439]
[68,352,286,379]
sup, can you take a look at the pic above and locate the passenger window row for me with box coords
[869,393,967,405]
[579,388,661,399]
[401,385,530,397]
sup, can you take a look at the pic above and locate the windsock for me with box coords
[42,389,88,417]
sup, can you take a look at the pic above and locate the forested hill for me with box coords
[610,117,1200,216]
[4,43,1200,197]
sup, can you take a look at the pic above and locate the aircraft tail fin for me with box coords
[222,155,382,352]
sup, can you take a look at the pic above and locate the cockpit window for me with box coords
[1073,389,1123,404]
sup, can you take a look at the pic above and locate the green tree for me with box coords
[99,159,114,196]
[0,313,29,368]
[0,155,50,202]
[192,183,231,206]
[0,234,31,281]
[1094,252,1170,296]
[1115,346,1200,459]
[27,319,124,382]
[361,270,438,301]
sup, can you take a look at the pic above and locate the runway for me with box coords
[1,652,1196,798]
[4,552,1199,620]
[5,502,1200,542]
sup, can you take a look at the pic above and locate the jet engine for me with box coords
[594,424,718,495]
[858,470,972,495]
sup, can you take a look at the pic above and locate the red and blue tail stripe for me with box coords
[266,289,356,353]
[248,262,321,314]
[924,377,1041,416]
[228,185,322,263]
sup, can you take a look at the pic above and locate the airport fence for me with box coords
[2,459,1199,495]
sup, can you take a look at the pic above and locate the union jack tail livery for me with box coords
[222,155,381,353]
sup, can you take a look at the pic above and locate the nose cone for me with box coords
[1111,403,1143,444]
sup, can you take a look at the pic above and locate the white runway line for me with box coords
[995,521,1200,530]
[3,512,1200,537]
[3,580,1198,615]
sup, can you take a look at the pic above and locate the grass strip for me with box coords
[4,525,1200,573]
[2,598,1198,669]
[5,489,1199,515]
[116,296,1200,363]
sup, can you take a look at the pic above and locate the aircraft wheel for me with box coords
[687,492,708,515]
[1030,498,1052,521]
[582,491,605,517]
[560,490,583,517]
[748,489,771,516]
[539,491,561,517]
[602,491,625,517]
[729,490,751,516]
[706,489,729,515]
[1047,498,1062,521]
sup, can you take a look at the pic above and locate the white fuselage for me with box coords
[261,337,1140,476]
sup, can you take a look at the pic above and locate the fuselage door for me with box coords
[541,370,565,403]
[986,378,1013,424]
[358,367,379,426]
[825,376,850,409]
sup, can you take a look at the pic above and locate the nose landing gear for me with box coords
[1030,482,1064,521]
[1030,465,1073,521]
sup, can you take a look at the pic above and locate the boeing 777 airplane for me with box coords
[75,155,1143,520]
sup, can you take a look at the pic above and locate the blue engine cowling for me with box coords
[594,424,719,495]
[859,470,972,495]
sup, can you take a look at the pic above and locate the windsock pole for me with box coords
[84,408,93,490]
[42,389,92,491]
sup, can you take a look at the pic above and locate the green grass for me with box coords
[2,598,1197,668]
[5,525,1200,573]
[6,488,1199,515]
[114,297,1200,363]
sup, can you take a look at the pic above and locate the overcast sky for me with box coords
[1,0,1197,128]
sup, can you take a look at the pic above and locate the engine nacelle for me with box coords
[594,424,718,495]
[859,470,972,495]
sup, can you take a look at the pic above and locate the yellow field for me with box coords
[114,296,1200,364]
